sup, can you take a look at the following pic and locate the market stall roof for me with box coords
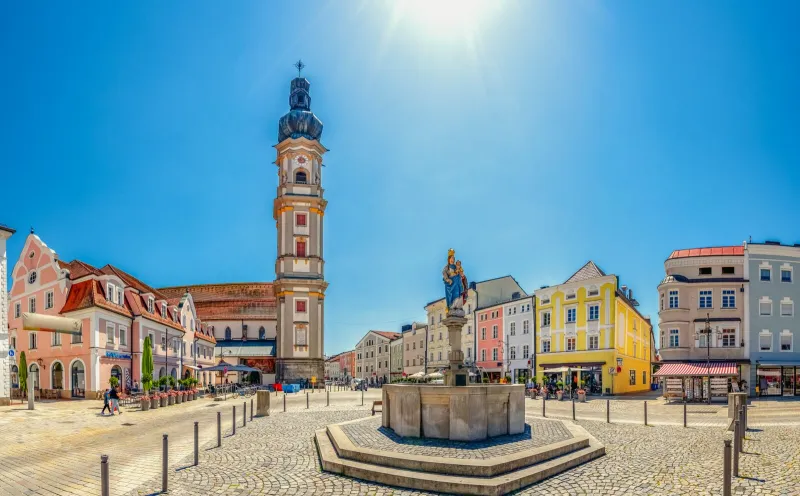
[654,362,738,377]
[202,363,263,373]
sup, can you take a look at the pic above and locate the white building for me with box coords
[0,224,14,405]
[503,295,535,383]
[324,355,341,381]
[390,334,403,381]
[402,322,427,376]
[355,330,400,385]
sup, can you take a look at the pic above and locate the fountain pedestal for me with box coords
[444,314,469,387]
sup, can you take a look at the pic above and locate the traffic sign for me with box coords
[311,376,317,383]
[8,349,14,358]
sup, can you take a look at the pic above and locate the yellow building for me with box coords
[534,261,653,395]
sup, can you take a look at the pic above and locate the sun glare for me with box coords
[392,0,495,39]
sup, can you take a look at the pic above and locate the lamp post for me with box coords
[694,313,722,404]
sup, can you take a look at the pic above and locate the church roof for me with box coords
[277,77,323,143]
[564,261,607,284]
[159,283,277,321]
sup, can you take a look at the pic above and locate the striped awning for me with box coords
[654,362,738,377]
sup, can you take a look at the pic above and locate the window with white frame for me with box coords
[106,283,114,301]
[28,297,36,313]
[492,325,498,339]
[509,322,516,336]
[541,296,550,304]
[45,291,54,310]
[699,290,713,308]
[566,337,576,351]
[588,335,599,350]
[523,320,530,334]
[119,326,127,346]
[669,290,679,308]
[161,303,167,317]
[781,299,794,317]
[507,308,511,316]
[588,287,599,297]
[29,332,37,349]
[721,328,736,347]
[541,311,551,327]
[566,308,576,323]
[722,289,736,308]
[438,351,442,361]
[492,348,498,361]
[51,330,61,346]
[523,345,530,358]
[761,267,771,282]
[759,332,772,351]
[669,329,679,347]
[117,287,124,305]
[107,324,116,344]
[588,305,599,321]
[72,329,82,344]
[541,339,551,353]
[781,332,793,351]
[565,291,576,300]
[698,333,708,349]
[147,298,154,313]
[509,346,516,360]
[481,349,486,361]
[760,299,773,316]
[782,268,793,283]
[14,302,20,318]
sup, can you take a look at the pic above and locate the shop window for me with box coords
[630,370,636,386]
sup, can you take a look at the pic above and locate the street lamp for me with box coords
[694,313,722,404]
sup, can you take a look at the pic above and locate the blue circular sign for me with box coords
[8,349,15,358]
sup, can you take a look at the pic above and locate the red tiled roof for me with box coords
[159,283,276,321]
[668,246,744,260]
[61,280,133,318]
[125,290,184,331]
[102,264,167,299]
[373,331,402,340]
[60,259,103,280]
[195,331,216,344]
[653,362,738,377]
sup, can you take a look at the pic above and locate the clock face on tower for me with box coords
[296,155,308,166]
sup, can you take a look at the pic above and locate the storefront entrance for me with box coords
[71,361,85,398]
[758,366,798,396]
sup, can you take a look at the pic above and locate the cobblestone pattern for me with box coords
[126,408,800,496]
[340,416,573,459]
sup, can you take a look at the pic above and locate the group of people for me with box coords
[101,385,122,416]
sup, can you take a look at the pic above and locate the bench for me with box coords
[371,400,382,416]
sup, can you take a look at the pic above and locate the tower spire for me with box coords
[294,59,305,77]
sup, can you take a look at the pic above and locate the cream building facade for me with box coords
[402,322,427,375]
[390,334,403,381]
[355,330,400,385]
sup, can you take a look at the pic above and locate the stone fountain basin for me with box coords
[382,384,525,442]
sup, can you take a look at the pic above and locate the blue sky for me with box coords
[2,2,800,355]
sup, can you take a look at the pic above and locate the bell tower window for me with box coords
[296,213,307,227]
[296,240,306,258]
[295,170,308,184]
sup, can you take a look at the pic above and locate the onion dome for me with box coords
[277,77,324,142]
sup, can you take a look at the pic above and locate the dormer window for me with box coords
[106,283,114,301]
[147,298,154,313]
[161,303,167,317]
[117,287,124,305]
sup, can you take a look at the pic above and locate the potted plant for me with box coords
[151,393,159,409]
[556,381,564,400]
[577,381,587,402]
[160,392,168,407]
[109,376,119,389]
[140,394,150,411]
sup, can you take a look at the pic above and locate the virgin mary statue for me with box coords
[443,248,467,312]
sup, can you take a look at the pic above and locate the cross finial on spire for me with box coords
[294,59,305,77]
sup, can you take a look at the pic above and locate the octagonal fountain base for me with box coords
[382,384,526,442]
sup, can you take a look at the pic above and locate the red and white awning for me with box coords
[654,362,739,377]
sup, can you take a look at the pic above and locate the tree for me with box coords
[142,336,154,392]
[18,352,28,398]
[109,376,119,388]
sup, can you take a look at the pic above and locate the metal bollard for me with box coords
[606,399,610,423]
[307,392,309,409]
[194,421,199,466]
[327,390,329,407]
[542,396,546,417]
[217,411,221,447]
[100,455,110,496]
[723,440,732,496]
[361,389,364,406]
[644,401,648,426]
[243,402,247,427]
[572,398,576,420]
[684,402,687,428]
[250,398,254,421]
[284,394,286,412]
[738,406,745,444]
[162,434,168,493]
[233,406,236,435]
[733,419,740,476]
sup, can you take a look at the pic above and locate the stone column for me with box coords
[443,314,469,387]
[256,390,270,416]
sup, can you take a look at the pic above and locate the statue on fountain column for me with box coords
[443,249,468,316]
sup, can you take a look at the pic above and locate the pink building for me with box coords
[476,304,504,381]
[7,233,215,399]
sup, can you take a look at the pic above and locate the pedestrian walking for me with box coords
[109,385,122,415]
[101,389,112,415]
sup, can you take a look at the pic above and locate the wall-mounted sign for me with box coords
[8,349,14,358]
[105,351,131,360]
[616,358,623,367]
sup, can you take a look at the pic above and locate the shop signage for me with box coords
[105,351,131,360]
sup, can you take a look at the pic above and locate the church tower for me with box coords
[273,64,328,383]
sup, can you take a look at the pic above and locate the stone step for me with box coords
[326,423,591,477]
[315,428,605,496]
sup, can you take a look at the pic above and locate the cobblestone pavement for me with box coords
[2,390,800,495]
[341,416,572,459]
